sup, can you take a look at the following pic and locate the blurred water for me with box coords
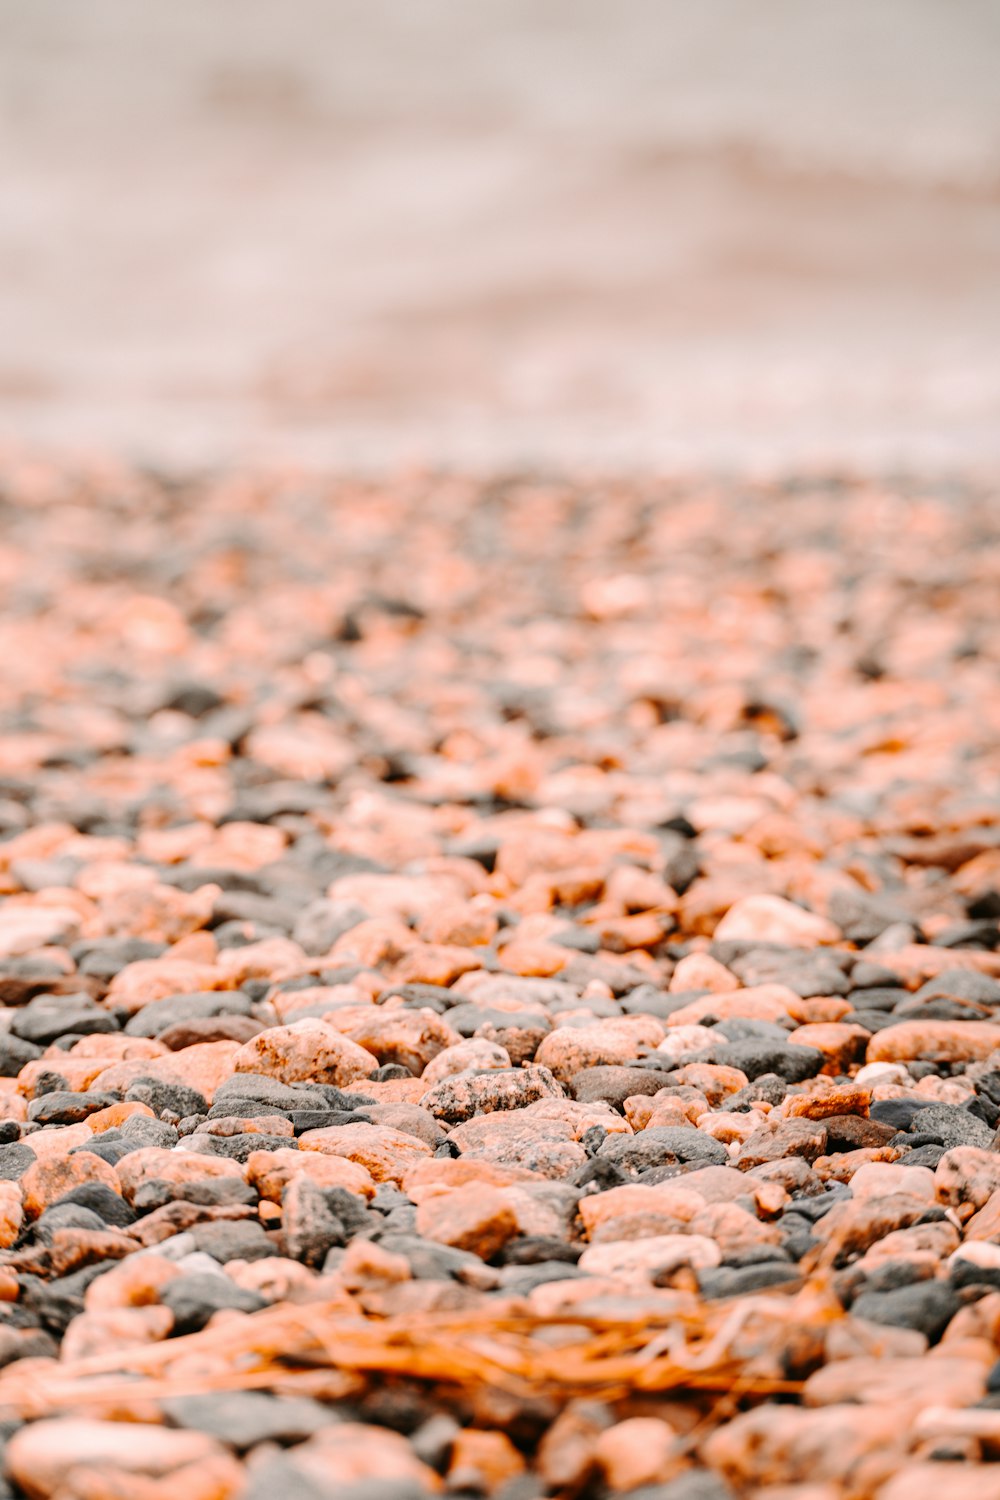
[1,0,999,468]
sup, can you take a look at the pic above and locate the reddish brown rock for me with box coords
[420,1037,512,1086]
[420,1064,563,1123]
[535,1017,665,1082]
[84,1254,181,1311]
[868,1021,1000,1064]
[20,1152,121,1219]
[232,1019,378,1086]
[702,1404,903,1490]
[5,1420,231,1499]
[578,1234,721,1282]
[415,1185,519,1258]
[736,1117,828,1170]
[447,1429,525,1494]
[936,1147,1000,1213]
[665,984,799,1027]
[0,1182,24,1248]
[713,894,840,946]
[60,1306,174,1362]
[669,953,738,993]
[91,1041,241,1105]
[594,1417,679,1491]
[578,1183,703,1238]
[783,1084,871,1120]
[114,1147,244,1205]
[788,1021,871,1072]
[298,1121,432,1183]
[291,1423,441,1493]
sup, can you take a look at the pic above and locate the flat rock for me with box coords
[420,1065,563,1123]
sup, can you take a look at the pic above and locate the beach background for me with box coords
[2,0,999,470]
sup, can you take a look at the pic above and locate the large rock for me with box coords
[233,1019,378,1087]
[420,1065,563,1123]
[713,895,840,946]
[5,1419,233,1499]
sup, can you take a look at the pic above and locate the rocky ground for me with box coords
[0,460,998,1498]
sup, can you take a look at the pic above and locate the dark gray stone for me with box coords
[10,995,119,1046]
[52,1183,136,1227]
[375,1234,485,1283]
[497,1261,589,1295]
[568,1065,678,1108]
[626,1473,735,1500]
[696,1263,803,1298]
[283,1178,349,1268]
[163,1390,333,1448]
[870,1098,936,1130]
[293,899,368,956]
[240,1456,333,1500]
[619,987,706,1020]
[26,1091,118,1126]
[850,962,905,990]
[913,969,1000,1006]
[0,1033,43,1077]
[598,1126,728,1173]
[728,949,850,997]
[851,1281,961,1342]
[705,1040,825,1081]
[124,1078,208,1118]
[896,1102,994,1151]
[710,1018,793,1043]
[188,1131,296,1162]
[35,1204,108,1242]
[189,1219,276,1263]
[75,939,165,980]
[124,990,253,1038]
[0,1142,36,1181]
[213,1074,332,1112]
[160,1273,267,1334]
[243,1460,428,1500]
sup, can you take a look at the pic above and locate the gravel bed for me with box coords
[0,464,997,1498]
